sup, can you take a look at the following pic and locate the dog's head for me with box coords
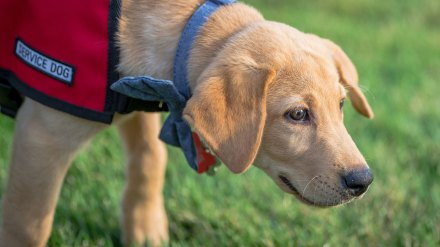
[183,22,374,207]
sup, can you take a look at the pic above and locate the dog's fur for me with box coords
[0,0,374,246]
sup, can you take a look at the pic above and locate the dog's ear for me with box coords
[324,39,374,119]
[183,64,276,173]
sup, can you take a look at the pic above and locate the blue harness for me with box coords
[111,0,236,172]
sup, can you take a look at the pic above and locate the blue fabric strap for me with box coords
[111,0,236,171]
[173,0,236,99]
[111,76,197,169]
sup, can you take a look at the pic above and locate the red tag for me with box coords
[192,132,217,173]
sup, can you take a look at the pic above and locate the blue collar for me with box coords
[111,0,236,172]
[174,0,236,99]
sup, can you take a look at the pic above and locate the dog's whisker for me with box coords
[302,175,320,197]
[312,180,319,207]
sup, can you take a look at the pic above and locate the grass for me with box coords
[1,0,439,246]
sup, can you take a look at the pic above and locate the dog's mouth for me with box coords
[278,174,346,207]
[278,175,298,193]
[278,174,312,205]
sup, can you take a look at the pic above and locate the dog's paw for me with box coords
[123,201,169,247]
[143,206,169,247]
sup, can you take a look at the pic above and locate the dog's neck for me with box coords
[186,2,263,89]
[117,0,263,90]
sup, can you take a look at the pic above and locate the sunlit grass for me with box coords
[0,0,439,246]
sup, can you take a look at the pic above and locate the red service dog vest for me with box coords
[0,0,149,123]
[0,0,220,174]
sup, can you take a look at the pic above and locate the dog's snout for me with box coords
[342,168,373,196]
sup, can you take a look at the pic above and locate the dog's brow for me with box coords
[302,94,318,106]
[292,95,305,102]
[281,96,305,108]
[279,94,318,110]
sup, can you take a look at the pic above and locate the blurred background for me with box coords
[0,0,439,246]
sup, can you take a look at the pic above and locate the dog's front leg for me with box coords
[118,112,168,247]
[0,99,104,247]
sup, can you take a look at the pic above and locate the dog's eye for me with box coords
[340,99,345,110]
[286,108,309,122]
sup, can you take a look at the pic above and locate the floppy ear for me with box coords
[183,65,276,173]
[323,39,374,119]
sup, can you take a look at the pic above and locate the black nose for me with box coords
[342,169,374,196]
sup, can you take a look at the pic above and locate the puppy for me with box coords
[0,0,374,246]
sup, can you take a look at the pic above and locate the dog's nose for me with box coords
[342,168,373,196]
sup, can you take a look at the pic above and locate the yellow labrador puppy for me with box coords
[0,0,374,246]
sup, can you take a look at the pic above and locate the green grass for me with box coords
[1,0,440,246]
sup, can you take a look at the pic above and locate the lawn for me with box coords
[1,0,439,246]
